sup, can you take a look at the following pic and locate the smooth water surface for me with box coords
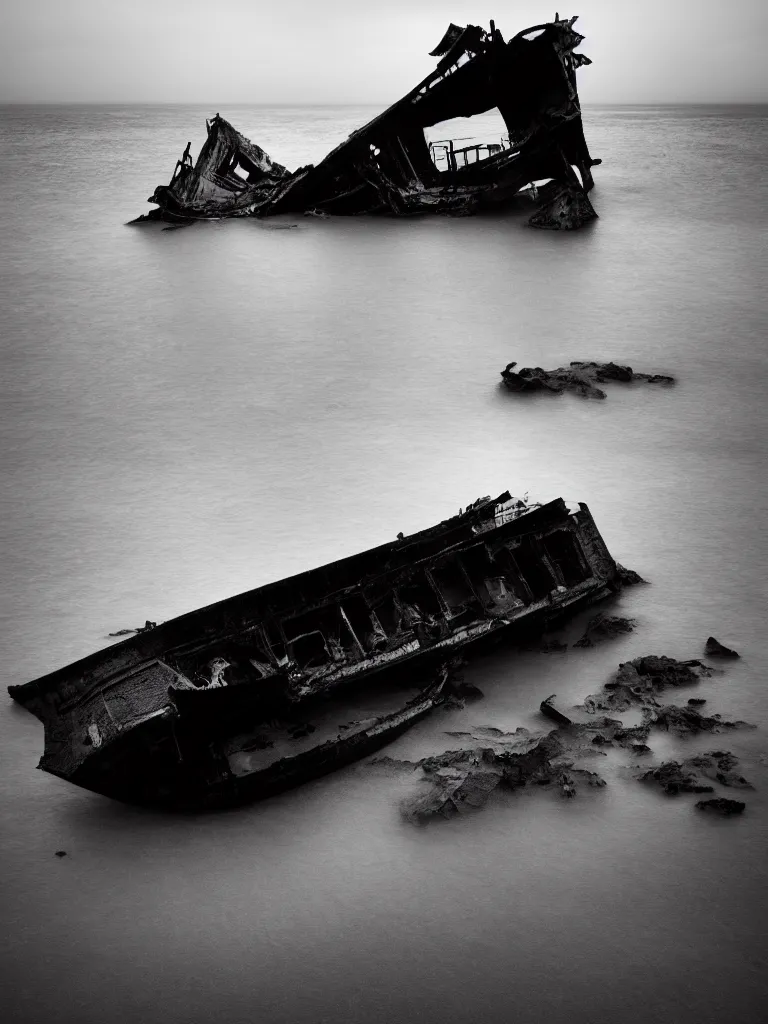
[1,104,767,1023]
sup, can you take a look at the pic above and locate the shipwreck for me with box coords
[9,493,620,809]
[137,14,599,229]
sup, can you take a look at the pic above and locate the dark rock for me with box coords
[647,705,753,736]
[637,751,751,795]
[54,850,67,858]
[582,655,710,714]
[501,361,675,401]
[637,761,714,795]
[705,637,740,659]
[688,698,707,706]
[631,743,652,754]
[368,755,418,771]
[695,798,745,816]
[568,716,651,749]
[573,613,636,648]
[616,563,647,586]
[400,730,608,824]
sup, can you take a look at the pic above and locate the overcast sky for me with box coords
[1,0,767,104]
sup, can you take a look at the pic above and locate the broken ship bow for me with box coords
[141,14,599,229]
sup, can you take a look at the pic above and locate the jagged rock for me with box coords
[570,768,607,788]
[368,755,417,771]
[582,655,711,714]
[638,761,714,795]
[705,637,740,659]
[637,752,751,795]
[693,751,753,788]
[566,716,651,749]
[616,563,647,586]
[646,704,754,736]
[573,614,636,648]
[501,361,674,400]
[696,798,745,816]
[400,730,608,824]
[401,747,506,823]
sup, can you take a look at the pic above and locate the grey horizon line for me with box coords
[2,99,767,107]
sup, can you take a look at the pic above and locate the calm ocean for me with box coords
[1,104,767,1023]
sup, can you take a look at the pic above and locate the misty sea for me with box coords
[1,103,767,1023]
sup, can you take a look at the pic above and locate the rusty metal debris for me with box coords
[135,15,600,229]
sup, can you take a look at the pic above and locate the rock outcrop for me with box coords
[705,637,740,659]
[696,798,745,816]
[647,704,753,736]
[637,751,752,795]
[400,730,608,824]
[500,361,675,400]
[581,655,711,715]
[573,613,636,648]
[616,564,647,586]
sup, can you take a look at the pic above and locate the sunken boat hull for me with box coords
[138,15,598,229]
[9,494,619,809]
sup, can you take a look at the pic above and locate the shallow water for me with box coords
[1,104,767,1024]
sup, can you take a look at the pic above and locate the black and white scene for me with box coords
[1,2,767,1022]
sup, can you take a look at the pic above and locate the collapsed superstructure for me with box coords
[10,494,620,808]
[139,14,600,229]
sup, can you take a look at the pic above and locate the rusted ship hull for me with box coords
[9,493,620,809]
[137,15,599,229]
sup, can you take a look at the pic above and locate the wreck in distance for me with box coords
[10,494,621,809]
[136,13,600,229]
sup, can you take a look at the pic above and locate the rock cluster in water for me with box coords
[636,751,753,795]
[500,360,675,400]
[379,651,755,825]
[375,725,608,825]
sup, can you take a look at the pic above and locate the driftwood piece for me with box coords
[540,695,573,726]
